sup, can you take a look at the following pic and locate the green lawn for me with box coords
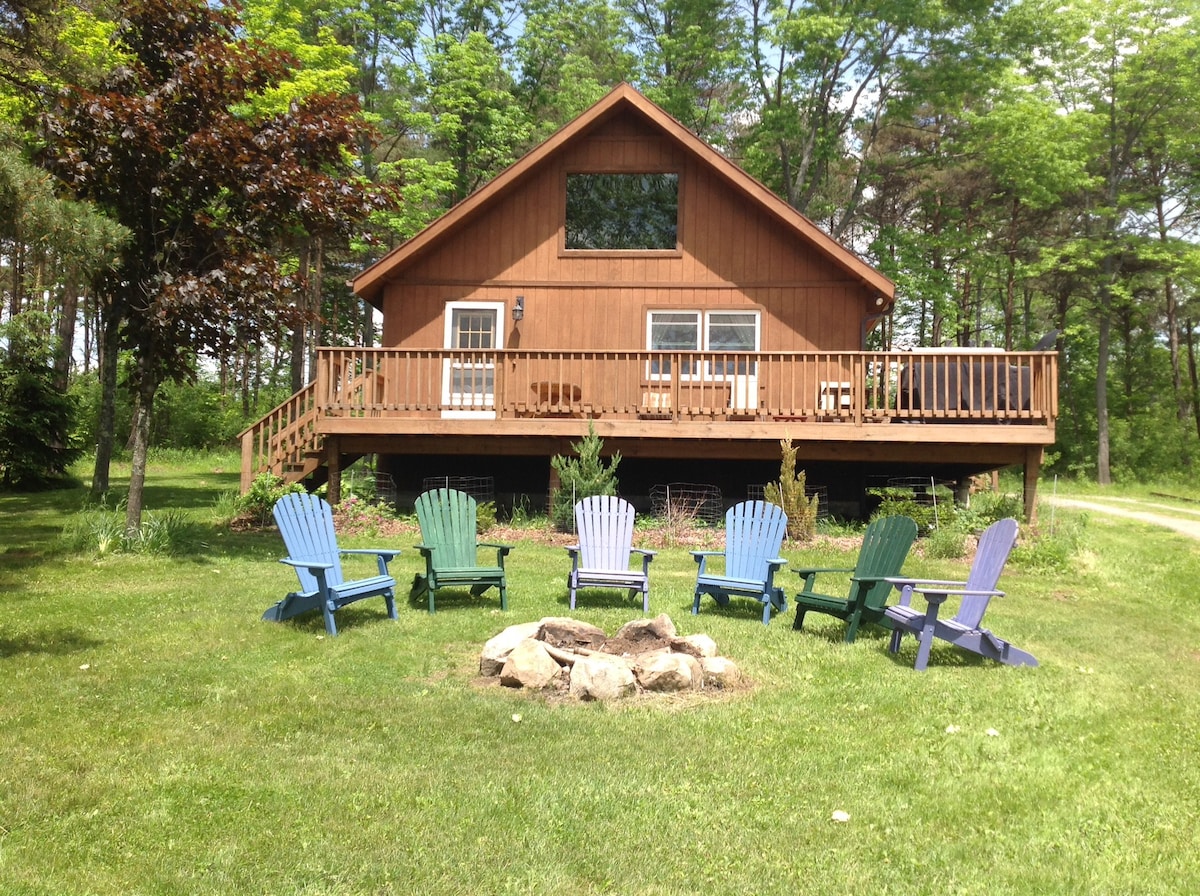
[2,457,1198,895]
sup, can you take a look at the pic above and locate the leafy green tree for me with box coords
[39,0,395,531]
[514,0,635,135]
[1026,0,1200,484]
[620,0,746,143]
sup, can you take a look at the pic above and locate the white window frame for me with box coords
[441,301,505,419]
[645,309,760,381]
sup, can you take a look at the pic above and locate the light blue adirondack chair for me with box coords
[885,517,1036,670]
[413,488,512,613]
[566,495,656,612]
[692,500,789,625]
[264,492,399,636]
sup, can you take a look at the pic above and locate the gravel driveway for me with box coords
[1045,496,1200,540]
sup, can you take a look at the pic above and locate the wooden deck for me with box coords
[241,347,1056,517]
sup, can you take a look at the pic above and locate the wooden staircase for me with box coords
[239,382,324,492]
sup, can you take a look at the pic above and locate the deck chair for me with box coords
[885,517,1036,671]
[264,492,399,636]
[792,515,918,642]
[413,487,512,613]
[691,500,789,625]
[566,495,656,612]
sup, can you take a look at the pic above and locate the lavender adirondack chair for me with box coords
[566,495,656,612]
[884,517,1036,671]
[692,500,789,625]
[265,492,399,636]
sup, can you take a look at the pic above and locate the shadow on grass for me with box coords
[0,627,104,659]
[261,603,400,637]
[405,578,507,614]
[555,589,648,613]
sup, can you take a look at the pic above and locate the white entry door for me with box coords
[442,302,505,418]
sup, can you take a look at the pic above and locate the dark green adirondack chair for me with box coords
[413,488,513,613]
[792,515,918,642]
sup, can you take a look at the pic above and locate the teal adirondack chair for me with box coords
[413,488,512,613]
[692,500,789,625]
[885,517,1036,671]
[566,495,656,612]
[791,515,918,642]
[265,492,399,636]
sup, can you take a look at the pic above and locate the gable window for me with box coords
[565,173,679,250]
[647,310,760,379]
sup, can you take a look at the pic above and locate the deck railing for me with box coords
[312,348,1058,425]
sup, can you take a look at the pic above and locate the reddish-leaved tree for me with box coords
[40,0,396,530]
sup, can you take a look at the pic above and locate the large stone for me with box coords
[670,633,718,659]
[539,617,608,651]
[499,639,562,690]
[480,621,544,676]
[700,655,741,688]
[569,655,637,701]
[614,613,677,643]
[636,652,702,692]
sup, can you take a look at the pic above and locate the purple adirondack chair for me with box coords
[566,495,656,612]
[884,518,1036,671]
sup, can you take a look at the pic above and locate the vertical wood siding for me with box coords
[381,108,869,354]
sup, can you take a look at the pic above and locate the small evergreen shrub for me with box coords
[549,421,620,530]
[763,438,820,542]
[923,526,967,559]
[476,500,497,534]
[237,472,305,527]
[868,485,956,533]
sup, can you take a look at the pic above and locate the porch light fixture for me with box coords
[875,295,885,307]
[513,295,525,322]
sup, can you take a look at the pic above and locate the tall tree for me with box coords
[1030,0,1200,484]
[40,0,394,529]
[621,0,746,143]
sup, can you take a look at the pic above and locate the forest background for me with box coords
[1,0,1199,523]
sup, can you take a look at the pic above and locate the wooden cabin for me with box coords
[240,84,1056,519]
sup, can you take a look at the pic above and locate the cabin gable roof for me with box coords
[351,83,894,307]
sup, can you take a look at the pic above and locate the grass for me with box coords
[2,454,1199,894]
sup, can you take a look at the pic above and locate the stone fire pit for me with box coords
[478,614,743,701]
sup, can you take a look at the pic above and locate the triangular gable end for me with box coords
[351,83,894,308]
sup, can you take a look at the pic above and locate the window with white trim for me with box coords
[646,310,760,379]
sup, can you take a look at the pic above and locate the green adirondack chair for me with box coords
[413,488,513,613]
[791,515,918,642]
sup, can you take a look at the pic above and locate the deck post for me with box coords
[1023,446,1043,523]
[326,437,342,506]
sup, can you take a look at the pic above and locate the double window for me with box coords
[646,310,760,379]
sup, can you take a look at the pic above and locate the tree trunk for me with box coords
[91,305,122,498]
[290,238,310,393]
[1187,318,1200,442]
[53,276,79,392]
[1096,309,1112,485]
[125,369,157,534]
